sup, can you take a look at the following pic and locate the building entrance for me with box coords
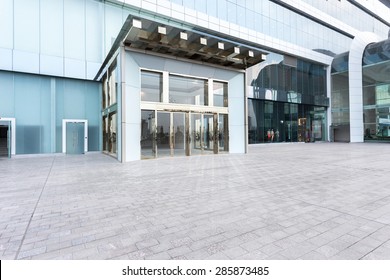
[66,122,85,154]
[62,119,88,154]
[0,121,11,158]
[141,110,228,159]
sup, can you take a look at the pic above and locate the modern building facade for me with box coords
[0,0,389,161]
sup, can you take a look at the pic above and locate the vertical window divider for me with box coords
[163,71,169,103]
[208,78,213,107]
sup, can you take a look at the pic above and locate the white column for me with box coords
[123,53,141,161]
[326,65,332,141]
[162,71,169,103]
[348,32,381,142]
[208,79,213,107]
[228,73,246,153]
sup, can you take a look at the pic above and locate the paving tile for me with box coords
[17,246,46,259]
[184,248,210,260]
[315,245,340,258]
[135,238,159,250]
[205,251,230,260]
[2,144,390,260]
[329,248,365,260]
[299,251,328,260]
[240,239,264,252]
[258,243,283,256]
[167,246,192,258]
[279,242,317,259]
[127,248,154,260]
[221,246,248,259]
[144,251,171,260]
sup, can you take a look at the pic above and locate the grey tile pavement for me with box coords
[1,143,390,260]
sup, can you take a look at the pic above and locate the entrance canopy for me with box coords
[95,14,267,80]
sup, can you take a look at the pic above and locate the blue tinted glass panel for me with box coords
[14,73,42,154]
[207,0,217,17]
[66,122,84,154]
[85,81,100,151]
[0,71,15,117]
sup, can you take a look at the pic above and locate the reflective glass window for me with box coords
[376,85,390,105]
[107,59,118,106]
[169,75,208,105]
[217,0,227,20]
[102,75,107,109]
[141,71,163,102]
[213,81,228,107]
[227,1,237,24]
[206,0,217,17]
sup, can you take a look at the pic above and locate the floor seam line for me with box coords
[14,156,56,260]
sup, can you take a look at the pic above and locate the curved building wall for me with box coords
[362,38,390,142]
[331,52,350,142]
[348,32,382,142]
[248,55,328,144]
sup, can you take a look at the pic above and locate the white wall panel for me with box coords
[14,0,39,53]
[104,5,124,56]
[64,0,85,60]
[86,61,102,80]
[123,54,141,161]
[348,32,381,143]
[64,58,85,79]
[40,0,63,57]
[86,0,103,62]
[13,50,39,73]
[228,74,245,153]
[164,60,192,76]
[0,0,13,49]
[40,54,64,76]
[0,48,13,70]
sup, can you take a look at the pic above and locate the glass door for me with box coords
[103,116,108,152]
[7,121,11,158]
[0,121,11,158]
[156,112,171,158]
[172,112,186,157]
[218,114,229,152]
[191,113,202,155]
[203,114,215,154]
[108,112,117,155]
[141,110,156,159]
[66,122,85,154]
[142,111,225,159]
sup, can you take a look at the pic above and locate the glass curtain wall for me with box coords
[101,57,119,156]
[0,71,100,155]
[248,100,326,143]
[166,0,355,54]
[248,56,328,144]
[213,81,228,107]
[362,39,390,142]
[140,70,229,159]
[169,75,208,105]
[141,71,163,102]
[331,52,350,142]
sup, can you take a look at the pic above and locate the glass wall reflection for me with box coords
[248,100,326,143]
[169,75,208,105]
[248,55,328,144]
[141,110,155,159]
[362,39,390,142]
[141,71,162,102]
[331,52,350,142]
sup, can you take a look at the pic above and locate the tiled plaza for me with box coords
[1,143,390,260]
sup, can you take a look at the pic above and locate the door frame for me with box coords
[62,119,88,154]
[153,110,220,158]
[0,117,16,155]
